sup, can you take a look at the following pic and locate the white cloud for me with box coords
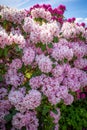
[76,18,87,25]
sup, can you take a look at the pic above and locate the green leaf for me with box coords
[4,47,9,57]
[53,37,59,43]
[52,109,58,114]
[4,108,18,122]
[48,43,53,48]
[52,64,56,68]
[41,44,46,51]
[23,32,27,38]
[62,126,67,130]
[15,45,22,53]
[32,68,42,77]
[12,109,18,115]
[64,58,68,63]
[35,42,46,51]
[0,75,3,82]
[0,48,3,57]
[0,15,2,19]
[42,105,50,115]
[3,20,8,28]
[4,114,12,122]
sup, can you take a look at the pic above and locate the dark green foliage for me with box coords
[59,99,87,130]
[48,43,53,48]
[53,37,59,43]
[4,108,18,122]
[36,95,55,130]
[36,42,46,51]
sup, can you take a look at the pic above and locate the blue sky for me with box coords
[0,0,87,24]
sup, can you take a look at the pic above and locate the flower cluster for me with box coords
[29,4,66,23]
[0,3,87,130]
[31,7,52,22]
[8,89,41,112]
[12,111,39,130]
[22,47,35,65]
[61,22,86,40]
[23,17,60,44]
[36,54,53,73]
[0,25,9,48]
[0,6,27,24]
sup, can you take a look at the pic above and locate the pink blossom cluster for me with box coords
[23,17,60,44]
[29,74,46,89]
[22,47,35,65]
[11,26,22,35]
[52,64,64,77]
[0,4,87,130]
[8,90,24,108]
[40,21,60,44]
[5,59,24,88]
[52,43,73,61]
[52,40,87,62]
[0,88,7,99]
[5,69,24,88]
[36,54,53,73]
[8,89,41,112]
[63,67,87,91]
[0,87,12,129]
[61,22,86,39]
[31,7,52,21]
[71,42,87,58]
[9,33,26,49]
[74,58,87,69]
[29,4,66,23]
[0,6,27,24]
[0,26,9,48]
[9,58,22,70]
[0,25,26,48]
[0,99,11,123]
[41,76,74,105]
[12,111,39,130]
[23,89,41,110]
[23,17,34,33]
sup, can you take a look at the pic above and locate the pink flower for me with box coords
[36,54,52,73]
[23,89,41,110]
[72,42,86,58]
[9,59,22,70]
[52,64,64,77]
[8,90,24,106]
[31,8,52,22]
[0,88,7,99]
[50,108,61,124]
[0,26,9,48]
[0,6,27,24]
[12,112,39,130]
[29,74,45,89]
[23,17,34,33]
[64,94,74,105]
[22,47,35,65]
[74,58,87,69]
[12,113,24,129]
[52,44,73,61]
[5,69,24,87]
[0,99,12,111]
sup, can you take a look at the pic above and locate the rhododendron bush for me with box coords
[0,4,87,130]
